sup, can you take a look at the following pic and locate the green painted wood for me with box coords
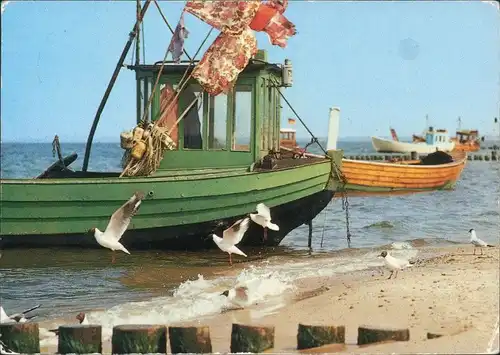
[57,325,102,354]
[111,325,167,354]
[3,173,328,219]
[168,326,212,354]
[2,182,327,235]
[0,322,40,353]
[157,150,254,170]
[1,151,343,236]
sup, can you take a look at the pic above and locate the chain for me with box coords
[269,78,352,248]
[330,160,352,248]
[341,188,352,248]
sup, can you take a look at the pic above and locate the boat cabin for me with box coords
[425,127,450,145]
[279,128,298,149]
[128,49,290,170]
[455,129,479,143]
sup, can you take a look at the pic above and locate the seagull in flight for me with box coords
[210,217,250,266]
[469,229,494,255]
[378,251,414,279]
[0,304,41,324]
[89,191,145,263]
[249,203,279,241]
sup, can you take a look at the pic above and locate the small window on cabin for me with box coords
[208,94,228,150]
[181,84,204,150]
[232,86,252,152]
[156,83,179,150]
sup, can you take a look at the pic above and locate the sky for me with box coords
[1,0,499,142]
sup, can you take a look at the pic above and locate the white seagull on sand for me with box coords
[89,191,145,263]
[210,217,250,266]
[469,229,494,255]
[378,251,414,279]
[49,312,88,335]
[0,304,40,324]
[221,285,250,309]
[249,203,279,241]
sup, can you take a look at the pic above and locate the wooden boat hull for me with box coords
[451,140,480,152]
[341,152,467,194]
[0,152,341,249]
[371,136,455,154]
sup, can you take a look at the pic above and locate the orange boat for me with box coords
[341,151,467,196]
[279,128,467,196]
[451,129,481,152]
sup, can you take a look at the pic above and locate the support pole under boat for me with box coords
[307,220,313,249]
[82,0,152,172]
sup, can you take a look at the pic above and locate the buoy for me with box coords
[296,324,345,350]
[57,325,102,354]
[0,322,40,354]
[120,131,134,150]
[168,326,212,354]
[111,325,167,354]
[133,127,145,142]
[230,324,275,353]
[357,325,410,345]
[131,140,147,160]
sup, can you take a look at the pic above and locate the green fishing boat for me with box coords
[0,1,345,249]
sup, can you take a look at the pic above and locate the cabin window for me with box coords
[208,94,228,150]
[181,84,204,150]
[232,85,252,152]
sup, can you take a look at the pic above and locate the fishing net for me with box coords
[120,123,176,177]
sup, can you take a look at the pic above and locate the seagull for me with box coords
[0,339,18,355]
[249,203,279,241]
[378,251,414,279]
[0,304,41,324]
[49,312,88,335]
[221,286,250,309]
[210,217,250,266]
[469,229,494,255]
[89,191,145,263]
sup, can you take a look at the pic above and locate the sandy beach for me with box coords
[173,244,500,354]
[37,243,499,354]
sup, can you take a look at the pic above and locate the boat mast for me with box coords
[457,116,462,130]
[135,0,142,124]
[81,0,152,172]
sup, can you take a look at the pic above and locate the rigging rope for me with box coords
[271,78,352,248]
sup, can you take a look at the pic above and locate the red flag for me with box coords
[192,29,257,96]
[184,0,296,95]
[168,12,189,63]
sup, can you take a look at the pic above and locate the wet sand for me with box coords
[39,244,499,354]
[173,244,500,354]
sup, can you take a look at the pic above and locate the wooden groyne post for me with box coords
[357,325,410,345]
[297,324,345,350]
[111,325,167,354]
[168,326,212,354]
[230,324,275,353]
[0,323,40,353]
[58,325,102,354]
